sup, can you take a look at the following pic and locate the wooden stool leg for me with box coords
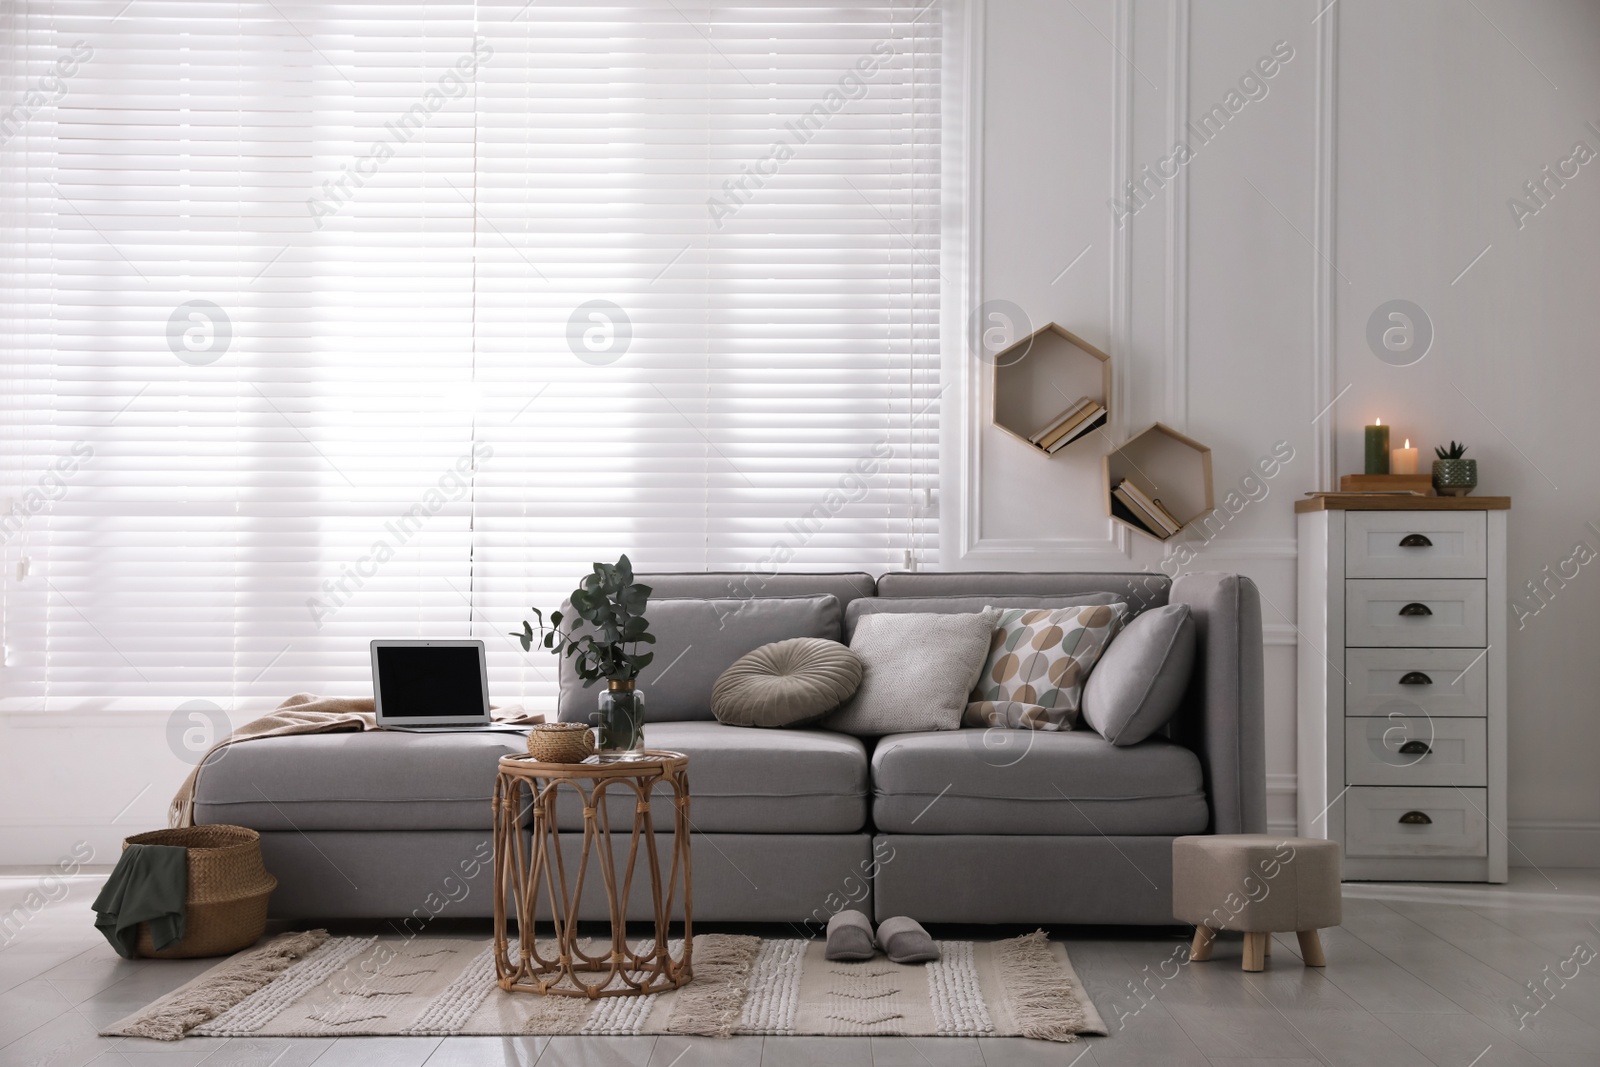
[1189,926,1216,962]
[1242,932,1267,972]
[1297,929,1326,967]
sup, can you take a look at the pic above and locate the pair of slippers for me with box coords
[825,911,940,964]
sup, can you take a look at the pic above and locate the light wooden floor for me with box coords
[3,869,1598,1066]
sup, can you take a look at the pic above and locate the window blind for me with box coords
[1,0,947,714]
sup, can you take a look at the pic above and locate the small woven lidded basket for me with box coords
[123,825,277,959]
[527,721,596,763]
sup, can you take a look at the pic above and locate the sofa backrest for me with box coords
[558,592,843,722]
[638,571,876,610]
[556,571,875,723]
[874,570,1170,614]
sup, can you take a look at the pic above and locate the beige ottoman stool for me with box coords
[1172,835,1341,972]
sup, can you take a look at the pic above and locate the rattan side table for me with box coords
[491,750,693,997]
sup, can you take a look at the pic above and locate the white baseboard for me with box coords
[1260,785,1600,871]
[1507,820,1600,870]
[0,824,126,868]
[1238,820,1600,871]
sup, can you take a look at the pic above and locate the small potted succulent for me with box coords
[1432,441,1477,496]
[514,555,655,760]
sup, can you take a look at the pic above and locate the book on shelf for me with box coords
[1032,398,1106,450]
[1117,479,1179,530]
[1110,487,1167,538]
[1112,480,1181,537]
[1303,490,1426,497]
[1137,488,1183,535]
[1043,404,1106,452]
[1337,473,1434,495]
[1028,397,1092,445]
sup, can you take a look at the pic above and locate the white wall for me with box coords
[960,0,1600,864]
[4,0,1598,868]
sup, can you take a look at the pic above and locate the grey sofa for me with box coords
[191,571,1264,927]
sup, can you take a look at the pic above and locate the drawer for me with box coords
[1345,717,1487,786]
[1345,579,1487,647]
[1345,787,1488,858]
[1346,511,1487,579]
[1344,648,1487,717]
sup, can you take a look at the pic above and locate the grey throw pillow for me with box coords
[1082,603,1196,745]
[825,610,1000,736]
[711,638,863,728]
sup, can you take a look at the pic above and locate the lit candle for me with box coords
[1391,438,1418,475]
[1364,418,1390,475]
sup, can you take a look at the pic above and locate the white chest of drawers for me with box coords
[1296,497,1510,882]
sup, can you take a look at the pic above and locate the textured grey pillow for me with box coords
[825,610,1000,736]
[711,638,863,728]
[558,594,842,723]
[1082,603,1196,746]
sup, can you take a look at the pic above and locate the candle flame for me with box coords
[1375,417,1381,426]
[1404,438,1411,448]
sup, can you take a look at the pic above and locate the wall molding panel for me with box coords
[1110,0,1135,444]
[957,0,1132,565]
[1311,0,1340,492]
[1165,0,1190,431]
[1263,623,1298,646]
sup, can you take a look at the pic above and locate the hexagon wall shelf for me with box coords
[991,323,1111,457]
[1103,422,1215,542]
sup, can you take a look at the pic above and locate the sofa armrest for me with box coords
[1168,572,1267,835]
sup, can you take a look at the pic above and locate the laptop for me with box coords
[370,639,524,733]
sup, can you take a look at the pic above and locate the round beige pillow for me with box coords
[711,638,864,728]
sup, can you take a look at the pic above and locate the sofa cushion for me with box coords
[554,721,869,833]
[871,729,1209,835]
[191,731,524,832]
[711,638,863,728]
[825,610,998,736]
[1083,603,1197,745]
[558,594,843,723]
[844,594,1121,641]
[965,603,1129,731]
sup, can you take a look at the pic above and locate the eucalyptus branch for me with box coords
[511,554,655,688]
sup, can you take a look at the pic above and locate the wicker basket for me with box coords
[527,722,596,763]
[123,825,277,959]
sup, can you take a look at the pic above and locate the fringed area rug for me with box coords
[103,929,1105,1042]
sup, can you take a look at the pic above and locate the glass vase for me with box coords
[596,679,646,760]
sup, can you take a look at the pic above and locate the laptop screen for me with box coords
[374,644,486,719]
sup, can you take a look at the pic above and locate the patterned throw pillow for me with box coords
[964,603,1129,731]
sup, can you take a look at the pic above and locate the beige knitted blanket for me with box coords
[168,692,544,827]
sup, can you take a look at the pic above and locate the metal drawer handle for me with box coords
[1398,602,1433,617]
[1398,740,1432,756]
[1398,810,1433,826]
[1398,671,1433,685]
[1398,533,1434,548]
